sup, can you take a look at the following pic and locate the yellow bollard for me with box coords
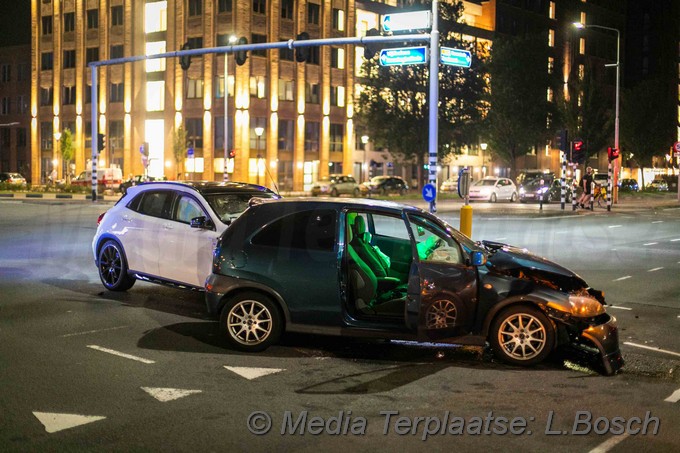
[459,204,473,238]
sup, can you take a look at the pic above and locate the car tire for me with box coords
[330,188,339,197]
[353,188,360,197]
[510,192,518,202]
[489,193,497,203]
[380,188,387,196]
[489,305,554,367]
[97,240,136,291]
[220,292,283,352]
[399,187,406,196]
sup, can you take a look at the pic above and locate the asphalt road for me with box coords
[0,199,678,452]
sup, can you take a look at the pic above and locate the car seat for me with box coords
[349,215,391,278]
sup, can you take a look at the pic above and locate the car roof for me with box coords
[249,197,423,214]
[125,180,278,197]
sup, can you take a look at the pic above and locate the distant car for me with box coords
[468,177,518,202]
[310,174,360,197]
[360,176,409,196]
[593,173,609,187]
[120,175,168,194]
[618,178,639,192]
[647,179,669,191]
[439,177,458,193]
[0,172,27,187]
[92,181,280,292]
[519,177,573,203]
[516,170,551,187]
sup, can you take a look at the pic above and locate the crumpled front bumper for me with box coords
[572,313,624,375]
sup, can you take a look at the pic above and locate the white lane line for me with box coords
[623,342,680,358]
[607,225,622,229]
[613,276,632,281]
[651,221,664,224]
[86,345,155,364]
[643,242,658,246]
[607,306,632,311]
[647,267,664,272]
[589,433,631,453]
[61,326,128,338]
[665,389,680,403]
[671,238,680,242]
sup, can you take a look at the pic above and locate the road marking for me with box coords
[647,267,663,272]
[589,433,630,453]
[33,412,106,433]
[671,238,680,242]
[665,389,680,403]
[224,366,284,380]
[651,221,664,224]
[61,326,128,337]
[86,345,155,364]
[141,387,202,402]
[624,342,680,358]
[607,225,622,229]
[643,242,658,246]
[607,306,632,311]
[613,276,632,281]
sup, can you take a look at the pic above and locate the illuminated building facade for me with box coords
[0,45,31,177]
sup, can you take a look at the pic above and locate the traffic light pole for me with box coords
[428,0,440,214]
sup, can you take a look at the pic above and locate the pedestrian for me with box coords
[578,166,593,209]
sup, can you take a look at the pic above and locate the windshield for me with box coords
[369,176,389,183]
[475,179,497,186]
[204,192,278,224]
[318,176,337,183]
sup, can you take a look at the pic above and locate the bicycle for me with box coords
[593,183,607,207]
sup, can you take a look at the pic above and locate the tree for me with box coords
[485,33,554,177]
[356,1,488,188]
[59,128,75,184]
[173,125,187,179]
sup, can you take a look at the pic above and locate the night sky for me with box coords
[0,2,31,46]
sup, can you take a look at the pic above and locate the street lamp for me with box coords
[254,126,264,186]
[223,35,237,182]
[573,21,621,205]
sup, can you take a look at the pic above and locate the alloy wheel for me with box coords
[426,300,457,329]
[226,299,273,346]
[497,312,547,361]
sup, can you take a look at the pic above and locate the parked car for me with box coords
[92,181,280,292]
[659,175,678,192]
[360,176,409,196]
[516,170,551,187]
[205,198,623,375]
[519,177,573,203]
[310,174,361,197]
[120,175,168,194]
[439,177,458,193]
[646,179,669,191]
[468,177,518,202]
[0,172,27,188]
[593,173,609,187]
[618,178,639,192]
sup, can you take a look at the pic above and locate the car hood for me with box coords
[481,240,588,289]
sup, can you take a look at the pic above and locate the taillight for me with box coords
[97,212,106,225]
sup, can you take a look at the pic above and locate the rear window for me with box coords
[251,209,337,251]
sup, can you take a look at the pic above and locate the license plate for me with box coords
[525,194,535,198]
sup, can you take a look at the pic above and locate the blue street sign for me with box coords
[187,147,194,157]
[379,46,428,67]
[440,47,472,68]
[422,183,436,202]
[382,11,431,33]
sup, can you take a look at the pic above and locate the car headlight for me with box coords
[566,295,606,317]
[537,187,548,194]
[519,187,525,195]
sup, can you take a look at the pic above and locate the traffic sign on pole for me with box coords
[440,47,471,67]
[422,183,436,202]
[382,11,431,33]
[674,141,680,156]
[379,46,428,66]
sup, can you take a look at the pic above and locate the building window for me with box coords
[250,76,266,98]
[214,75,235,98]
[214,116,234,151]
[579,37,585,55]
[145,41,166,72]
[308,47,320,65]
[145,2,167,33]
[17,95,27,114]
[40,88,53,106]
[305,121,320,151]
[305,82,319,104]
[218,0,232,13]
[110,44,124,59]
[187,36,203,50]
[1,65,10,83]
[64,13,75,32]
[278,79,294,101]
[188,0,202,16]
[330,123,344,152]
[111,6,123,26]
[87,9,99,29]
[547,57,554,74]
[41,122,53,150]
[185,118,203,149]
[42,16,53,35]
[332,9,345,31]
[16,128,27,148]
[1,97,10,115]
[17,64,28,82]
[278,119,294,151]
[252,34,267,57]
[41,52,53,71]
[281,0,293,20]
[186,78,204,99]
[146,80,165,111]
[330,86,345,107]
[546,87,553,103]
[85,84,92,104]
[578,64,585,80]
[331,48,345,69]
[109,120,124,150]
[548,29,554,47]
[308,3,320,25]
[63,50,76,69]
[110,83,124,103]
[86,47,100,64]
[63,86,76,105]
[253,0,266,15]
[548,2,555,20]
[249,118,266,151]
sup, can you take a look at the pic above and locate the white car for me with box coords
[468,177,518,202]
[92,181,280,291]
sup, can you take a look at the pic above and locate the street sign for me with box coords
[379,46,428,66]
[440,47,471,68]
[187,147,194,158]
[674,141,680,154]
[422,183,436,202]
[382,11,431,33]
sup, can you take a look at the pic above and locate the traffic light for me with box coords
[228,149,236,159]
[179,42,192,70]
[97,133,106,152]
[235,36,248,66]
[607,147,620,161]
[295,32,310,63]
[363,28,380,60]
[554,129,568,152]
[572,138,585,163]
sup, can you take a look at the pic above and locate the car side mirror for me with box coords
[190,216,214,230]
[471,251,486,266]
